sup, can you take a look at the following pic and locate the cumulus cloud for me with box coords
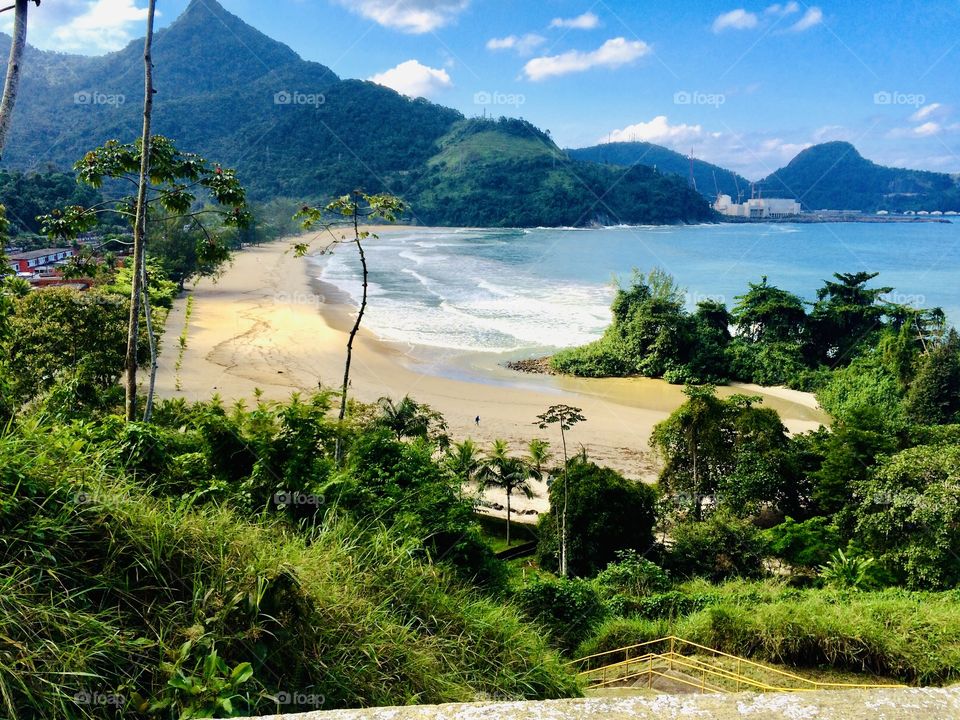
[765,2,799,15]
[523,37,651,81]
[712,9,758,32]
[913,121,941,137]
[595,116,827,180]
[337,0,469,34]
[911,103,942,121]
[602,115,704,145]
[486,33,545,55]
[549,12,600,30]
[787,6,823,32]
[369,60,452,98]
[4,0,153,54]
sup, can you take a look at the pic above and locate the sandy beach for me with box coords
[154,233,829,516]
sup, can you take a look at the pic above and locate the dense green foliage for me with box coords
[758,141,960,212]
[535,459,657,577]
[553,268,951,401]
[567,141,752,202]
[0,170,102,237]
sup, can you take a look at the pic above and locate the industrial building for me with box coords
[713,194,801,219]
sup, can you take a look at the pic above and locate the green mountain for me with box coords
[757,141,960,212]
[0,0,710,226]
[566,141,752,201]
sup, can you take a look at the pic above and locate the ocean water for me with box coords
[314,222,960,357]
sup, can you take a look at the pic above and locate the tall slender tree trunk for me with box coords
[505,487,512,547]
[124,0,156,421]
[0,0,30,158]
[339,202,364,422]
[560,426,569,578]
[141,251,158,422]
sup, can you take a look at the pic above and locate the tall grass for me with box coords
[0,420,578,718]
[575,579,960,685]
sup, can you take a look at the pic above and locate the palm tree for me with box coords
[445,438,481,486]
[377,395,428,441]
[526,438,551,481]
[479,439,535,546]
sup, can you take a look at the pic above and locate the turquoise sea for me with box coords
[315,222,960,358]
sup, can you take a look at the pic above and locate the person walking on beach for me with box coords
[475,415,480,426]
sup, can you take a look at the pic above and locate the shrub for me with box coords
[594,550,671,597]
[665,511,768,581]
[514,578,606,653]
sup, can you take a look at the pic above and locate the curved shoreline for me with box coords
[154,236,828,492]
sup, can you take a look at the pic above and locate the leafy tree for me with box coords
[535,404,586,577]
[810,272,892,364]
[854,443,960,589]
[40,135,249,421]
[478,439,535,546]
[296,192,405,434]
[904,330,960,425]
[731,276,808,346]
[594,549,671,597]
[808,404,899,522]
[536,460,657,577]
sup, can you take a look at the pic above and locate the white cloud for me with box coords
[787,6,823,32]
[911,103,942,121]
[712,9,758,32]
[523,37,651,81]
[368,59,452,99]
[337,0,469,34]
[486,33,545,55]
[765,2,799,16]
[913,121,941,137]
[43,0,151,53]
[602,115,704,145]
[549,11,600,30]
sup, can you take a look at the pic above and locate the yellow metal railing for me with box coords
[570,636,909,693]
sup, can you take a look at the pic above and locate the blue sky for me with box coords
[11,0,960,179]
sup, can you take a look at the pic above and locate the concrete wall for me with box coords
[238,687,960,720]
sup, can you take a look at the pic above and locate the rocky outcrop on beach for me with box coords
[504,357,555,375]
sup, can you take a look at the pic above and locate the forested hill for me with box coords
[567,141,752,202]
[757,141,960,212]
[0,0,710,226]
